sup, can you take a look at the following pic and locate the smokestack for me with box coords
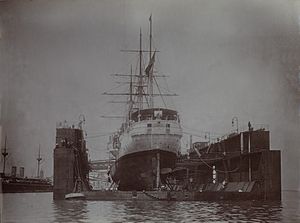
[19,167,24,178]
[11,166,16,177]
[39,169,44,179]
[190,135,193,151]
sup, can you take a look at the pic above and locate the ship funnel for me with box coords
[19,167,24,178]
[11,166,16,177]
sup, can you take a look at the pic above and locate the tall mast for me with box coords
[128,65,133,122]
[130,65,133,104]
[149,14,154,108]
[37,144,42,178]
[2,135,8,175]
[149,14,152,59]
[137,28,143,112]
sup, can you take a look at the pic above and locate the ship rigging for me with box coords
[103,15,177,124]
[104,16,183,191]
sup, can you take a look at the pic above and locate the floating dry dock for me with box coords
[81,179,273,201]
[53,125,281,201]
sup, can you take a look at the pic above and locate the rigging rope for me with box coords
[196,153,241,173]
[86,133,112,139]
[153,76,167,108]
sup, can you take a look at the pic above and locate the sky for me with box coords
[1,0,300,190]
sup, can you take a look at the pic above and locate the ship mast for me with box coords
[103,17,177,121]
[1,135,8,175]
[137,28,144,112]
[128,65,134,122]
[149,14,154,108]
[149,14,152,60]
[37,145,42,178]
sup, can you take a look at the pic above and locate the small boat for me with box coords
[65,192,86,200]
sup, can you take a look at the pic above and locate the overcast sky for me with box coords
[1,0,300,190]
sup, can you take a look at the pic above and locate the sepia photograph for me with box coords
[0,0,300,222]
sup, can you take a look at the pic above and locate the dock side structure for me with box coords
[175,127,281,200]
[55,124,281,201]
[53,123,91,200]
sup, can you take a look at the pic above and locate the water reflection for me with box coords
[112,201,185,222]
[3,191,300,222]
[212,201,283,222]
[108,200,284,222]
[52,200,88,223]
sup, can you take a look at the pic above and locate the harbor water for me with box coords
[2,191,300,222]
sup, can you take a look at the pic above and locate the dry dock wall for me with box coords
[180,130,281,200]
[53,146,75,200]
[261,150,281,200]
[53,126,91,200]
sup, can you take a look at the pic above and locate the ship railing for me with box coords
[214,123,269,143]
[56,121,79,129]
[129,120,182,136]
[238,124,269,132]
[129,119,180,127]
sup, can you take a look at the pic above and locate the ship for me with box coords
[1,175,53,193]
[106,16,183,191]
[1,136,53,193]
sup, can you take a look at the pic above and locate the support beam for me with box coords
[156,152,160,189]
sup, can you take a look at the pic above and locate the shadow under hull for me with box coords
[111,150,177,191]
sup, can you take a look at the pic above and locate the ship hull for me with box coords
[1,178,53,193]
[111,149,176,191]
[108,109,182,191]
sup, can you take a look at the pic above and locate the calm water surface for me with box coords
[2,191,300,222]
